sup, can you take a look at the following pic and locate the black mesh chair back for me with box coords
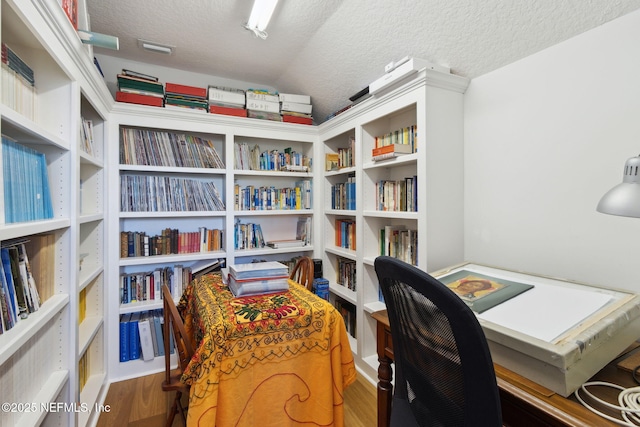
[374,256,502,427]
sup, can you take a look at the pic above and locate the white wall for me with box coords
[464,9,640,292]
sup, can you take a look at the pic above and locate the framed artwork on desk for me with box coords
[439,269,534,313]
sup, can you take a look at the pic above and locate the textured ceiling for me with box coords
[86,0,640,123]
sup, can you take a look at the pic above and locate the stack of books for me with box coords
[1,42,36,119]
[164,82,208,112]
[371,125,418,161]
[116,69,164,107]
[246,89,281,121]
[223,261,290,297]
[280,93,313,125]
[208,86,247,117]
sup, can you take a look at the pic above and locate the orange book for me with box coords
[116,91,164,107]
[209,105,247,117]
[165,82,206,98]
[282,114,313,125]
[371,143,413,157]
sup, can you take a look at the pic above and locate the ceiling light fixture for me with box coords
[137,39,174,55]
[243,0,279,40]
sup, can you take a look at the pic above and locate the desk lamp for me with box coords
[597,154,640,370]
[597,155,640,217]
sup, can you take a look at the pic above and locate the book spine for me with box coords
[116,91,164,107]
[165,83,206,98]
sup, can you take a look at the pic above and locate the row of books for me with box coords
[234,143,311,172]
[119,309,174,362]
[223,261,290,297]
[2,137,53,224]
[120,175,225,212]
[1,58,36,120]
[119,227,223,258]
[335,219,356,250]
[120,264,190,305]
[120,127,225,169]
[234,181,312,211]
[380,225,418,265]
[0,242,41,334]
[372,125,418,161]
[80,117,96,156]
[114,69,314,125]
[376,176,418,212]
[334,298,356,338]
[234,221,265,250]
[325,137,355,171]
[331,176,356,210]
[336,257,357,292]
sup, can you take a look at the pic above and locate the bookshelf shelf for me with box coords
[78,371,108,427]
[118,251,227,267]
[318,68,469,382]
[79,316,103,356]
[0,105,69,151]
[0,218,71,241]
[0,294,69,365]
[16,370,69,427]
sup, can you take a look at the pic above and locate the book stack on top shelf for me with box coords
[164,82,208,112]
[246,89,281,121]
[223,261,290,297]
[116,69,164,107]
[280,93,313,125]
[1,42,36,119]
[208,86,247,117]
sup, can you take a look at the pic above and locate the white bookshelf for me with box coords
[318,69,469,381]
[0,0,111,426]
[107,105,319,380]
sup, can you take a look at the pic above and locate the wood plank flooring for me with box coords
[96,371,377,426]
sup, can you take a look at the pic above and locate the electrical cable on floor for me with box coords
[575,380,640,426]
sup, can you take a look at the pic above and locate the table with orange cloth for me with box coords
[177,272,357,427]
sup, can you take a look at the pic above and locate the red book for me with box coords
[371,143,413,157]
[165,82,207,98]
[282,115,313,125]
[209,105,247,117]
[116,91,164,107]
[62,0,78,29]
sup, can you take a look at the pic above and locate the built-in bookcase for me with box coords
[1,0,111,426]
[318,69,469,383]
[107,106,319,381]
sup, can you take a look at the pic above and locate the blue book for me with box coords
[119,313,131,362]
[129,311,141,360]
[1,248,19,323]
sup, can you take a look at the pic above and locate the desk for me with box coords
[178,273,357,426]
[371,310,633,427]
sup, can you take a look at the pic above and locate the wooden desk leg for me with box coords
[377,354,393,427]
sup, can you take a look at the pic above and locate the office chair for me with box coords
[162,284,195,427]
[374,256,502,427]
[290,256,314,291]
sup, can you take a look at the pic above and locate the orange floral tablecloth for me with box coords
[178,273,357,427]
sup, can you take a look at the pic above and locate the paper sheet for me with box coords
[478,281,613,342]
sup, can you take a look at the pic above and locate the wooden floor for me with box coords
[96,371,377,426]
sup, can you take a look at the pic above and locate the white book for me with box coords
[228,276,290,297]
[279,93,311,104]
[246,99,280,113]
[138,319,155,361]
[280,101,312,114]
[208,86,245,106]
[229,261,289,279]
[246,90,279,103]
